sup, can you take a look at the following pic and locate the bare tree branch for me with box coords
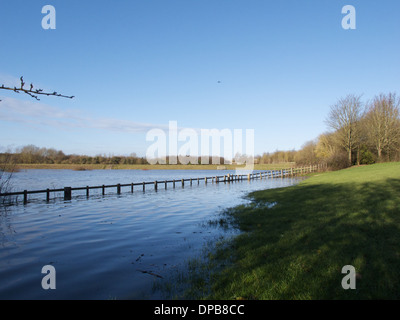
[0,76,74,101]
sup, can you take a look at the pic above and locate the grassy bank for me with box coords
[13,163,295,171]
[180,162,400,299]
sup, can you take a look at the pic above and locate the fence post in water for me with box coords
[131,183,134,193]
[86,186,90,198]
[64,187,72,201]
[103,185,106,195]
[143,182,145,192]
[247,174,250,181]
[173,180,176,188]
[154,181,158,191]
[46,188,50,202]
[181,179,184,187]
[117,184,121,195]
[205,177,208,184]
[23,190,28,204]
[190,178,192,186]
[227,174,230,183]
[165,180,167,189]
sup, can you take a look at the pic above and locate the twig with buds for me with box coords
[0,76,74,101]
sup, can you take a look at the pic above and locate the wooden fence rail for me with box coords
[0,164,326,205]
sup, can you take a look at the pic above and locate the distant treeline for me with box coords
[0,145,227,166]
[0,145,148,165]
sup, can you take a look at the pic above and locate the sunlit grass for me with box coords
[178,162,400,299]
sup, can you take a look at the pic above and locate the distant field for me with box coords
[176,162,400,299]
[14,163,296,171]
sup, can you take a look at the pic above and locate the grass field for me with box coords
[176,162,400,299]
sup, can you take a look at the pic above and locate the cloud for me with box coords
[0,97,168,134]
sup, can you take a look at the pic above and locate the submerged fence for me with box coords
[0,164,326,205]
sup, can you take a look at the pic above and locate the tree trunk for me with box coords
[377,143,382,161]
[348,149,352,164]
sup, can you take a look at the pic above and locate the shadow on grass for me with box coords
[197,177,400,300]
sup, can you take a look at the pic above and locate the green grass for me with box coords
[179,162,400,300]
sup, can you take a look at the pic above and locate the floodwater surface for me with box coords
[0,169,301,299]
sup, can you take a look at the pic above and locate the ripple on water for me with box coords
[0,170,301,299]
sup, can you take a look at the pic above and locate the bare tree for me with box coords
[0,153,16,204]
[294,140,318,165]
[364,93,400,161]
[325,94,363,164]
[315,132,336,159]
[0,76,74,101]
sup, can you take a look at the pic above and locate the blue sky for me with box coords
[1,0,399,157]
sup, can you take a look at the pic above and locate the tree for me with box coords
[0,153,16,203]
[325,94,363,164]
[294,140,318,165]
[315,132,338,160]
[364,93,400,161]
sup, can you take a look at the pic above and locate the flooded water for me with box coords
[0,169,300,300]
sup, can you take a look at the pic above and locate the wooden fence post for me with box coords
[64,187,72,201]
